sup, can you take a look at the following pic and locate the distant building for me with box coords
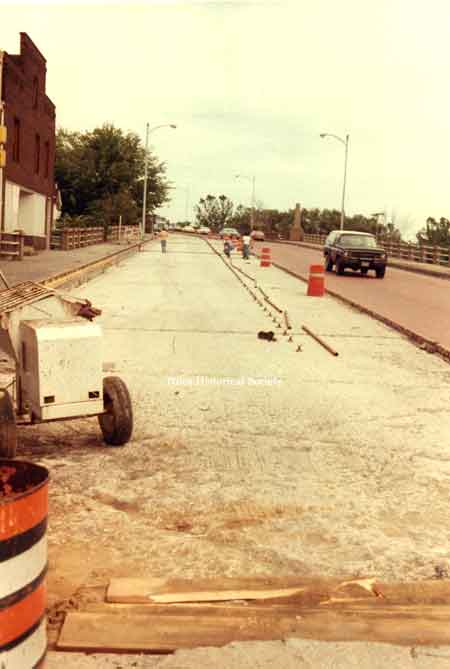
[0,33,56,249]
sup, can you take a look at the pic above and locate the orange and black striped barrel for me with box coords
[260,247,271,267]
[307,264,325,296]
[0,460,49,668]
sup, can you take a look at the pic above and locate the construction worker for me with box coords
[242,233,251,260]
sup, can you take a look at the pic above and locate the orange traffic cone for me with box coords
[307,264,325,296]
[260,247,271,267]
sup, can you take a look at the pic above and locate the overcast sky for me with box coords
[2,0,450,237]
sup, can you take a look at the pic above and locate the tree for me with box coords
[55,124,171,227]
[417,217,450,247]
[195,195,234,231]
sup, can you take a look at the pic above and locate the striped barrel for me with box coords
[260,247,271,267]
[0,460,49,668]
[307,264,325,296]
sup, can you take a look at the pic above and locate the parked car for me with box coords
[184,225,195,232]
[198,227,211,235]
[323,230,387,278]
[219,227,240,239]
[250,230,265,241]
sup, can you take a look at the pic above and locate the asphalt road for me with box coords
[254,241,450,352]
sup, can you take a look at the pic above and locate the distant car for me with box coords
[219,227,240,239]
[323,230,387,278]
[184,225,195,232]
[198,226,211,235]
[250,230,265,241]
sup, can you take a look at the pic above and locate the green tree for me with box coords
[195,195,234,231]
[55,124,170,227]
[417,217,450,247]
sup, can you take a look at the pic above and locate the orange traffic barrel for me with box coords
[307,264,325,296]
[0,460,49,668]
[260,247,271,267]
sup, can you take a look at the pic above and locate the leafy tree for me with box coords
[195,195,234,231]
[55,124,170,227]
[416,217,450,247]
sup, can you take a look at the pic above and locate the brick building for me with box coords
[0,33,56,249]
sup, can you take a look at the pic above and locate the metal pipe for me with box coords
[301,325,339,357]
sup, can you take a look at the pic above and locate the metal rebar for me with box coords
[301,325,339,357]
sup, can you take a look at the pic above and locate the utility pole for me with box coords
[0,51,5,234]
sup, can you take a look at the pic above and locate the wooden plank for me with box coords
[107,577,450,607]
[58,606,450,653]
[107,577,309,604]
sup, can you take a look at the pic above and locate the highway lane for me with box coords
[254,241,450,353]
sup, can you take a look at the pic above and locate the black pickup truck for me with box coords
[323,230,387,278]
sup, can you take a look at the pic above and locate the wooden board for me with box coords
[107,577,307,604]
[58,606,450,653]
[107,576,450,606]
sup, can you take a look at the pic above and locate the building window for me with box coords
[44,141,50,179]
[32,76,39,109]
[12,118,21,162]
[35,134,40,174]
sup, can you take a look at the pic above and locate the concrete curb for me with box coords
[42,241,147,291]
[270,260,450,365]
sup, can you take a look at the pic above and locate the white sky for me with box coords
[2,0,450,237]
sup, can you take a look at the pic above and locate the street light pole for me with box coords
[320,132,349,231]
[235,174,256,230]
[141,123,177,236]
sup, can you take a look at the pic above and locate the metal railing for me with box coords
[299,234,450,267]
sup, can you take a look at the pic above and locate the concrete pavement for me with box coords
[13,234,450,666]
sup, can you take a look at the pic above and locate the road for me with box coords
[13,234,450,666]
[254,241,450,352]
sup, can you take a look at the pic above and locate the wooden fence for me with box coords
[0,231,25,260]
[51,225,141,250]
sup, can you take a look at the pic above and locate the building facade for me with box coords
[0,33,56,249]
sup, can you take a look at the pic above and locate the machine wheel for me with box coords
[375,267,386,279]
[0,389,17,459]
[335,258,345,275]
[325,255,333,272]
[361,267,369,276]
[99,376,133,446]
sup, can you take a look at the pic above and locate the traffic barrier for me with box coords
[260,247,271,267]
[307,264,325,296]
[0,460,49,669]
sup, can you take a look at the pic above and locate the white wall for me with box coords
[4,180,46,237]
[4,180,19,231]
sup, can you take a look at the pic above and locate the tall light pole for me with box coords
[141,123,177,236]
[320,133,349,230]
[235,174,256,230]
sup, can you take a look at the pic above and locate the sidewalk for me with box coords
[0,242,133,287]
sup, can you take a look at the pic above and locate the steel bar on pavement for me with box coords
[301,325,339,357]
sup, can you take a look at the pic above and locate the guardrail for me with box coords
[282,233,450,268]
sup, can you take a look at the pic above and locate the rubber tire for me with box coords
[99,376,133,446]
[0,389,17,458]
[375,267,386,279]
[361,267,369,276]
[335,258,345,275]
[325,255,333,272]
